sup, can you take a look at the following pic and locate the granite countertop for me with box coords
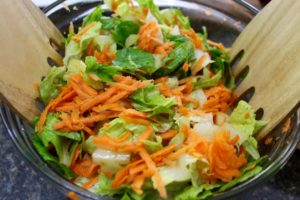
[0,117,299,200]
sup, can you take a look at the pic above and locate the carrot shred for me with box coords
[72,22,97,42]
[282,117,291,133]
[82,176,99,189]
[180,29,203,49]
[137,125,153,142]
[137,21,162,53]
[67,191,80,200]
[159,130,177,140]
[72,155,99,178]
[138,147,167,198]
[192,55,206,76]
[182,61,190,72]
[122,116,150,125]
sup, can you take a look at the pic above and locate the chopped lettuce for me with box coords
[194,70,222,89]
[64,22,102,65]
[99,118,148,141]
[39,67,66,104]
[85,56,121,82]
[130,84,176,116]
[63,59,86,80]
[174,183,221,200]
[154,41,194,77]
[160,9,191,29]
[136,0,163,23]
[35,113,81,167]
[33,113,81,179]
[95,173,120,196]
[229,100,256,144]
[113,21,140,47]
[114,48,157,75]
[82,6,103,27]
[92,149,130,173]
[156,154,198,186]
[143,138,163,153]
[32,135,76,179]
[229,101,267,159]
[218,166,262,192]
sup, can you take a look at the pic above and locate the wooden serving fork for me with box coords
[0,0,63,121]
[231,0,300,139]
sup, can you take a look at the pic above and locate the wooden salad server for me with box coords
[0,0,299,142]
[0,0,63,121]
[231,0,300,139]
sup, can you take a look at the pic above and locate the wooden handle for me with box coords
[231,0,300,139]
[0,0,63,122]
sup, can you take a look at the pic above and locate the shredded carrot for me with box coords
[159,130,177,140]
[192,55,206,76]
[180,28,203,49]
[138,147,167,198]
[154,42,174,57]
[282,117,291,133]
[80,87,117,113]
[115,131,132,142]
[67,191,80,200]
[182,61,190,72]
[207,40,225,50]
[264,136,273,145]
[167,146,188,160]
[82,176,99,189]
[72,22,97,42]
[94,44,116,65]
[120,109,148,118]
[137,125,153,142]
[137,21,163,53]
[122,116,150,125]
[72,155,99,178]
[92,103,125,112]
[203,85,234,114]
[207,130,247,182]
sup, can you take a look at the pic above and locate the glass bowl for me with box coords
[1,0,299,199]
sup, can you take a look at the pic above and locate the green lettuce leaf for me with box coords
[242,136,260,160]
[32,135,76,179]
[95,173,120,196]
[35,113,81,167]
[82,6,103,27]
[63,59,86,80]
[194,70,222,89]
[114,48,157,75]
[136,0,163,23]
[39,67,66,104]
[229,100,256,144]
[154,41,194,77]
[130,84,176,116]
[99,118,148,140]
[64,22,102,65]
[85,56,121,82]
[113,21,140,47]
[229,101,268,159]
[143,139,163,153]
[160,9,191,29]
[174,183,222,200]
[218,166,263,192]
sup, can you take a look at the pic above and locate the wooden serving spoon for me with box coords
[0,0,299,141]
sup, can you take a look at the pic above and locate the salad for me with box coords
[34,0,268,199]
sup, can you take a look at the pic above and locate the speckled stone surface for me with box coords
[0,116,299,200]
